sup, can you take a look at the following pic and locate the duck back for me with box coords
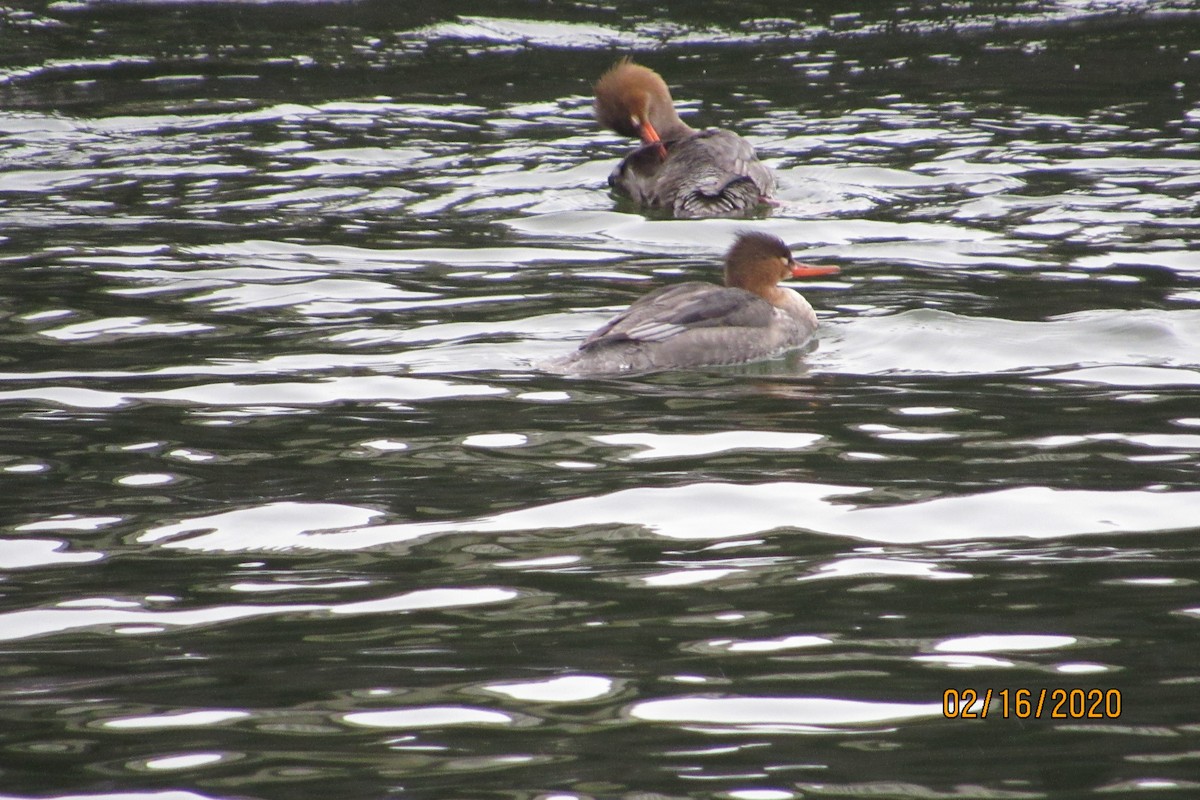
[545,283,817,376]
[610,129,774,218]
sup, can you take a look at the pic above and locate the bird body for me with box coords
[546,232,838,376]
[593,59,774,218]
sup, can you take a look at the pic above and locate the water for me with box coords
[1,1,1199,798]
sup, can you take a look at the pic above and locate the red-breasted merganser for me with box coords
[546,232,839,375]
[594,58,775,219]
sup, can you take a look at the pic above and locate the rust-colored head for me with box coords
[594,58,691,152]
[724,232,839,298]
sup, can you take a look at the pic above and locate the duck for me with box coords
[594,58,775,219]
[546,232,839,376]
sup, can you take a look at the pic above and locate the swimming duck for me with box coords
[547,231,838,375]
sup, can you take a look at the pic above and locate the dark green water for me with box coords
[1,2,1199,799]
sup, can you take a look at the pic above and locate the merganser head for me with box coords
[724,232,840,298]
[594,58,689,156]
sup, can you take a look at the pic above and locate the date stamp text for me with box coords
[943,688,1122,719]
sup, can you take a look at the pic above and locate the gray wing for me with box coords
[609,129,774,218]
[581,283,774,350]
[685,129,773,191]
[665,130,774,218]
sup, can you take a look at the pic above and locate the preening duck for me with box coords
[593,59,775,219]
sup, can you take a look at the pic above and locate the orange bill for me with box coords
[638,119,669,159]
[790,261,841,278]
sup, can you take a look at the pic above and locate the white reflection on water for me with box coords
[186,240,623,268]
[817,309,1200,378]
[332,587,517,615]
[412,16,661,49]
[0,603,320,643]
[482,675,615,702]
[143,753,225,771]
[643,568,745,587]
[1019,432,1200,450]
[343,706,516,729]
[0,792,236,800]
[136,484,1200,553]
[2,462,47,473]
[1037,365,1200,387]
[912,654,1015,669]
[702,635,832,654]
[798,557,970,582]
[0,539,104,569]
[104,711,250,730]
[231,579,370,594]
[506,213,996,254]
[0,586,517,642]
[0,376,507,410]
[1057,663,1110,674]
[594,431,822,461]
[934,634,1077,653]
[139,501,380,547]
[628,695,943,732]
[117,473,176,487]
[728,791,795,800]
[41,316,214,341]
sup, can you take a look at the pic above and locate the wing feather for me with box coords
[609,129,774,218]
[581,283,775,350]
